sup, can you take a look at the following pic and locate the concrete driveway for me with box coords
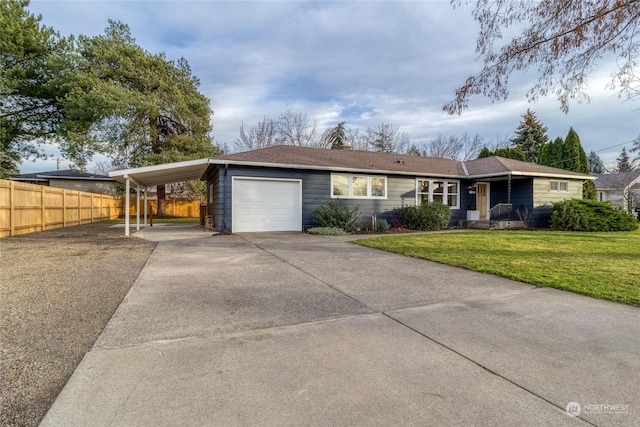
[41,227,639,426]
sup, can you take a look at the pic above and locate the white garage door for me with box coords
[232,178,302,232]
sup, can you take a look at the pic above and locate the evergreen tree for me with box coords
[563,127,589,173]
[477,146,525,161]
[587,151,605,174]
[614,147,634,172]
[478,147,493,158]
[511,109,549,163]
[321,122,348,150]
[0,0,71,177]
[538,137,564,168]
[60,21,217,214]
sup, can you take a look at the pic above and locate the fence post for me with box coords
[41,185,46,231]
[9,181,15,236]
[63,190,66,227]
[78,192,81,225]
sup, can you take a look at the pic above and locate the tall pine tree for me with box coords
[562,128,595,199]
[60,21,217,214]
[614,147,635,172]
[538,137,564,168]
[563,127,589,174]
[587,151,605,174]
[511,109,549,163]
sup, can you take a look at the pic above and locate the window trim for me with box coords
[550,180,569,192]
[415,178,460,209]
[331,174,388,199]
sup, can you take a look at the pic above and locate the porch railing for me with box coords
[489,203,513,224]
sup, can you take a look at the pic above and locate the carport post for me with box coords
[143,189,148,226]
[125,177,130,236]
[136,187,141,231]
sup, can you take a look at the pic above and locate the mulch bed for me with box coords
[0,224,156,427]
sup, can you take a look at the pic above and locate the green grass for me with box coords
[354,229,640,306]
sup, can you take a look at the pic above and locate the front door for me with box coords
[477,183,488,220]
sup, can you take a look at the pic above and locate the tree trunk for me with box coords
[157,184,166,216]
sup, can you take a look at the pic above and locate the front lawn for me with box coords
[354,230,640,306]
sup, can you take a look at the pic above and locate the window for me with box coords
[331,174,387,199]
[416,179,460,208]
[550,180,569,192]
[209,184,214,203]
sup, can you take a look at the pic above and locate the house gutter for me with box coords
[223,162,228,232]
[207,159,593,181]
[207,159,462,179]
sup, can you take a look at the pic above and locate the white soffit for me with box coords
[109,159,211,187]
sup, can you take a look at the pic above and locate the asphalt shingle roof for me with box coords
[12,170,112,180]
[215,145,592,179]
[594,170,640,189]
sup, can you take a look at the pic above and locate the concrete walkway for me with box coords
[41,228,639,426]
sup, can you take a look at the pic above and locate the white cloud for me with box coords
[20,0,640,172]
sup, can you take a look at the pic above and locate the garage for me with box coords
[232,178,302,232]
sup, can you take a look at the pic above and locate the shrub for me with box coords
[307,227,347,235]
[551,199,638,232]
[399,201,451,231]
[313,200,359,232]
[376,218,390,232]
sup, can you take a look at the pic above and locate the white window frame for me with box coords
[550,180,569,192]
[415,178,460,209]
[331,174,387,199]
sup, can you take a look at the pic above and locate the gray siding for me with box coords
[206,165,464,231]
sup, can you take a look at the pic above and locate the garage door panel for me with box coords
[233,179,301,232]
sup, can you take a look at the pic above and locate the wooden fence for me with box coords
[0,180,124,237]
[0,180,205,238]
[124,197,203,218]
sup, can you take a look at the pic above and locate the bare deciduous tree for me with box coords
[91,160,114,176]
[424,133,483,160]
[276,107,319,147]
[364,122,410,153]
[445,1,640,114]
[233,117,278,152]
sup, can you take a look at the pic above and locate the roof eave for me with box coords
[467,171,594,180]
[208,159,463,178]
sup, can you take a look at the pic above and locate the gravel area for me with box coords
[0,223,157,427]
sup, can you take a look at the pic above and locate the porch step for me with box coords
[458,220,525,230]
[458,220,491,229]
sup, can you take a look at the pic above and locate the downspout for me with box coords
[222,162,228,232]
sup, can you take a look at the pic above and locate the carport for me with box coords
[109,159,211,236]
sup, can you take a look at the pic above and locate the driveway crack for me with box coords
[381,313,598,427]
[239,236,375,313]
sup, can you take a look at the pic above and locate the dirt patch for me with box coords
[0,223,156,427]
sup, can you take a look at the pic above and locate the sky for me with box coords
[20,0,640,173]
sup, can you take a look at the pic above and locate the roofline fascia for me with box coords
[109,158,211,178]
[10,177,48,182]
[208,159,462,179]
[38,175,113,181]
[467,171,595,180]
[209,159,594,180]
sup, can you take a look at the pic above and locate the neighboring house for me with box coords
[10,170,117,195]
[594,171,640,213]
[109,145,593,233]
